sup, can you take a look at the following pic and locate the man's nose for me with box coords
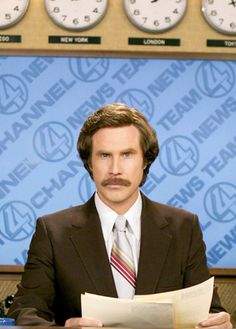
[110,157,121,175]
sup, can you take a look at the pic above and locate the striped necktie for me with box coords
[110,216,136,299]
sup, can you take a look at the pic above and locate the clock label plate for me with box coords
[48,35,101,44]
[128,37,180,46]
[207,39,236,48]
[0,35,21,43]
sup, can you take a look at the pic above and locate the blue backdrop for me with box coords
[0,56,236,267]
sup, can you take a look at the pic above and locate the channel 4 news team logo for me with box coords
[159,135,199,176]
[33,121,74,162]
[69,58,109,82]
[0,74,28,115]
[195,61,234,98]
[78,172,95,203]
[0,201,36,241]
[204,182,236,223]
[116,88,154,121]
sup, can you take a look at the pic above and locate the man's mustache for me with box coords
[101,178,131,187]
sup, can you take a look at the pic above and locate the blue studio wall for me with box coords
[0,56,236,267]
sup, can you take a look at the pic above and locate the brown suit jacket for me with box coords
[8,194,224,326]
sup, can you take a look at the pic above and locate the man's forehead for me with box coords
[91,126,142,151]
[92,125,140,137]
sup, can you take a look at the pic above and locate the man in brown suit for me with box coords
[8,103,232,328]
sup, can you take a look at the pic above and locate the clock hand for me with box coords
[150,0,159,2]
[229,0,236,7]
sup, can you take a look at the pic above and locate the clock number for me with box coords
[142,17,147,23]
[14,6,20,12]
[210,10,217,16]
[53,7,60,13]
[84,15,91,22]
[230,22,236,29]
[73,18,79,25]
[219,18,224,25]
[165,17,171,24]
[153,20,159,27]
[5,14,11,21]
[134,9,140,15]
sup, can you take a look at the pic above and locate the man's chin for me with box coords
[99,189,128,202]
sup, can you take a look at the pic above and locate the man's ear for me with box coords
[87,161,93,178]
[143,161,148,170]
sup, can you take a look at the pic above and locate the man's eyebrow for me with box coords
[95,148,137,154]
[95,150,111,154]
[121,148,137,153]
[118,148,139,155]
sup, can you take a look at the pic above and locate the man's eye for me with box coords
[123,152,131,158]
[101,153,110,158]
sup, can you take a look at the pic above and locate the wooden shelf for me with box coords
[0,1,236,59]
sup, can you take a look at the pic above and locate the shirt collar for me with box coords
[95,192,142,243]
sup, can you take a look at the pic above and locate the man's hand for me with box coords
[65,317,103,327]
[197,312,232,328]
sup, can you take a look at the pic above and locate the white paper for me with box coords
[81,277,214,328]
[134,277,214,328]
[82,293,173,328]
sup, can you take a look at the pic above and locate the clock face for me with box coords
[44,0,108,31]
[202,0,236,35]
[124,0,187,33]
[0,0,29,29]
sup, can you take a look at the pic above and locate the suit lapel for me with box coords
[69,195,172,297]
[136,196,172,295]
[69,197,117,298]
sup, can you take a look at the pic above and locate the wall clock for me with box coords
[124,0,187,33]
[44,0,108,31]
[202,0,236,35]
[0,0,29,29]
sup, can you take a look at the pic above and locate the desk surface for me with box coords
[0,327,236,329]
[0,327,159,329]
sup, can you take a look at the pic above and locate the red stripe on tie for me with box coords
[111,253,136,284]
[111,253,136,287]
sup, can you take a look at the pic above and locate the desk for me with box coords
[0,267,235,328]
[0,326,236,329]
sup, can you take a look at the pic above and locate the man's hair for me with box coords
[77,103,159,186]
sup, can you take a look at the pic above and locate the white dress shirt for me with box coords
[95,192,142,274]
